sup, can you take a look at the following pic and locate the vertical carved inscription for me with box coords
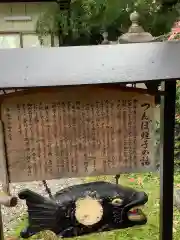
[140,103,151,167]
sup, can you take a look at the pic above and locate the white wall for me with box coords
[0,2,55,32]
[0,2,58,48]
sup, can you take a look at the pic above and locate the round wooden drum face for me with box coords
[75,196,103,226]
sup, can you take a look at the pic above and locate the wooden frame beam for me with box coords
[0,42,179,88]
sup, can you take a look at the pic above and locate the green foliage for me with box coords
[36,0,179,45]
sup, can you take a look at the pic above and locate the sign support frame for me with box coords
[0,42,178,240]
[160,80,176,240]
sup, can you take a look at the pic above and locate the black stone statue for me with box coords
[18,181,148,238]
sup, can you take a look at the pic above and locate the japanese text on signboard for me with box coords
[1,87,155,182]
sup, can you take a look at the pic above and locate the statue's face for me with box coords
[105,195,147,225]
[72,184,148,228]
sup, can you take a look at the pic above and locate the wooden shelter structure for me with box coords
[0,40,178,240]
[0,1,178,240]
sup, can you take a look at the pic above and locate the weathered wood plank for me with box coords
[0,206,4,240]
[0,121,9,188]
[1,86,155,182]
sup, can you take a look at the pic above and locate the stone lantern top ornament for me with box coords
[118,11,155,43]
[129,11,143,33]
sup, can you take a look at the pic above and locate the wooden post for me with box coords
[0,120,10,194]
[0,206,4,240]
[0,193,17,207]
[160,80,176,240]
[0,119,15,240]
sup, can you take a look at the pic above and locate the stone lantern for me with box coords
[118,11,161,99]
[118,11,154,43]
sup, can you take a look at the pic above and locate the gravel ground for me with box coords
[0,178,83,235]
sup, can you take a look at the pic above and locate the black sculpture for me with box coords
[18,181,148,238]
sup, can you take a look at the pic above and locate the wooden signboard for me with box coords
[0,86,155,183]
